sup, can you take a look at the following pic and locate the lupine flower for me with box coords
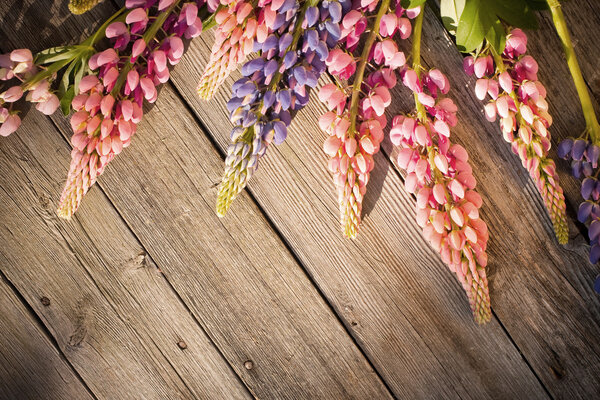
[215,0,348,216]
[0,49,59,136]
[558,137,600,263]
[69,0,104,14]
[318,0,419,238]
[57,0,206,218]
[197,0,267,99]
[465,28,568,244]
[392,64,491,324]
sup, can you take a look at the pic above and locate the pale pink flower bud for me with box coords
[433,183,446,204]
[323,136,341,156]
[95,48,119,68]
[126,8,148,24]
[1,85,23,102]
[379,14,397,37]
[483,103,497,122]
[139,77,157,102]
[79,75,100,93]
[498,71,513,93]
[158,0,175,11]
[474,57,489,78]
[475,79,488,100]
[0,114,20,136]
[397,17,412,39]
[10,49,32,63]
[126,69,139,91]
[100,94,115,116]
[433,120,450,137]
[486,79,499,99]
[131,39,146,58]
[106,22,127,38]
[36,94,59,115]
[520,104,534,124]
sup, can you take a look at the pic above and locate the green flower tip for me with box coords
[68,0,103,15]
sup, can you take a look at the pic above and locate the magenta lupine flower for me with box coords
[57,0,205,218]
[465,28,568,244]
[0,49,59,136]
[392,66,491,324]
[197,0,267,99]
[318,0,419,238]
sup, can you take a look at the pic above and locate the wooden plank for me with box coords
[386,5,600,397]
[168,29,550,400]
[0,101,251,398]
[2,2,395,398]
[0,276,93,400]
[170,7,600,399]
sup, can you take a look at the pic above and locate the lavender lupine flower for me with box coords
[0,49,59,136]
[197,0,267,99]
[392,63,492,323]
[465,28,568,244]
[557,137,600,264]
[69,0,104,14]
[215,0,348,216]
[57,0,206,218]
[318,0,418,238]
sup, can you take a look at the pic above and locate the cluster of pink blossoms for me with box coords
[0,49,59,136]
[197,0,269,99]
[57,0,206,218]
[392,66,491,323]
[318,0,419,239]
[464,28,568,243]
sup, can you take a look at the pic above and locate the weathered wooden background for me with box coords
[1,0,600,398]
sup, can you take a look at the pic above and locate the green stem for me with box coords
[411,9,426,121]
[348,0,392,136]
[111,1,181,96]
[547,0,600,142]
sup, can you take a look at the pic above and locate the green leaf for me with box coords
[58,59,77,99]
[485,19,507,54]
[456,0,495,52]
[492,0,538,29]
[440,0,465,35]
[400,0,427,8]
[60,85,75,116]
[73,58,86,96]
[34,46,77,65]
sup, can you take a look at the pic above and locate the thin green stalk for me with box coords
[547,0,600,142]
[411,9,426,122]
[348,0,392,136]
[111,1,181,96]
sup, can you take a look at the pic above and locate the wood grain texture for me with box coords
[0,276,93,400]
[385,5,600,398]
[169,32,549,399]
[4,2,395,398]
[0,102,251,399]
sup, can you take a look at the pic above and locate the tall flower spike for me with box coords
[216,0,349,216]
[318,0,418,238]
[197,0,265,99]
[464,28,568,244]
[392,10,491,323]
[69,0,104,14]
[58,0,206,218]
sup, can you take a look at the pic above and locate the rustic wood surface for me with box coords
[1,0,599,398]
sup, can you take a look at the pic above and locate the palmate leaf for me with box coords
[400,0,427,8]
[451,0,540,53]
[440,0,465,35]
